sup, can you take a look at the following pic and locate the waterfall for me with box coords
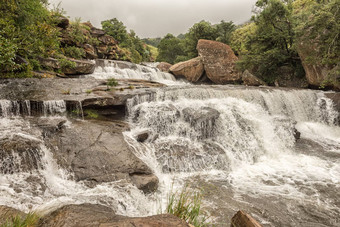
[85,59,182,85]
[0,100,66,117]
[124,86,340,225]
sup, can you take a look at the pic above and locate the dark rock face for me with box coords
[63,59,96,75]
[197,39,242,84]
[169,57,204,82]
[136,130,150,142]
[45,120,158,189]
[242,70,267,87]
[39,204,190,227]
[56,16,70,29]
[274,66,308,88]
[157,62,172,72]
[231,210,263,227]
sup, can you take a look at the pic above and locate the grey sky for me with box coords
[49,0,257,38]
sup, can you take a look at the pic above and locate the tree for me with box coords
[101,18,128,44]
[215,20,236,44]
[156,34,186,64]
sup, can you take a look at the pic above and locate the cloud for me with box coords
[49,0,256,38]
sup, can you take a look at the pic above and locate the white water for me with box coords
[124,86,340,225]
[85,59,186,85]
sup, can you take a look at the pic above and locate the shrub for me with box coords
[0,212,39,227]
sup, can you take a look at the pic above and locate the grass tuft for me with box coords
[1,212,39,227]
[166,185,209,227]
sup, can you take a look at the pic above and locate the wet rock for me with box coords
[157,62,172,72]
[231,210,262,227]
[197,39,242,84]
[100,214,191,227]
[182,107,220,139]
[39,204,119,227]
[130,173,159,193]
[45,120,158,190]
[136,130,150,142]
[242,70,267,86]
[0,135,42,174]
[170,57,204,82]
[294,128,301,140]
[0,206,26,225]
[63,59,95,75]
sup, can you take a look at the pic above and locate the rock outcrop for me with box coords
[0,206,26,225]
[242,70,267,86]
[297,39,340,91]
[197,39,242,84]
[157,62,172,72]
[39,204,190,227]
[170,57,204,82]
[231,210,262,227]
[39,58,95,75]
[274,66,308,88]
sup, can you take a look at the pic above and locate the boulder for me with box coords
[39,204,119,227]
[274,66,308,88]
[197,39,242,84]
[45,120,158,190]
[39,204,190,227]
[157,62,173,72]
[0,206,26,225]
[83,44,97,59]
[98,35,117,45]
[136,130,150,142]
[242,70,267,86]
[169,57,204,82]
[56,16,69,29]
[130,173,159,193]
[91,27,105,37]
[231,210,262,227]
[63,59,96,75]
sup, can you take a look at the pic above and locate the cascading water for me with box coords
[85,59,185,85]
[124,85,340,226]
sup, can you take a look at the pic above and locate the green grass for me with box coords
[147,44,159,61]
[166,186,209,227]
[0,212,39,227]
[84,109,99,119]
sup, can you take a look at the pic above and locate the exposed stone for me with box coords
[0,206,26,225]
[231,210,262,227]
[39,57,60,70]
[100,214,191,227]
[90,27,105,37]
[197,39,242,84]
[242,70,267,86]
[56,16,69,29]
[130,173,159,193]
[136,130,150,142]
[157,62,173,72]
[170,57,204,82]
[39,204,119,227]
[294,128,301,140]
[98,35,117,45]
[63,59,96,75]
[83,44,97,59]
[39,204,190,227]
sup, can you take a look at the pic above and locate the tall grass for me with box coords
[166,186,209,227]
[0,213,39,227]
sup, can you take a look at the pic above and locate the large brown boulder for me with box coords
[231,210,262,227]
[197,39,241,84]
[157,62,173,72]
[169,57,204,82]
[242,70,267,87]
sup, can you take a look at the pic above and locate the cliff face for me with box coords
[297,38,340,91]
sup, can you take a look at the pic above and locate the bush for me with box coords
[166,186,209,227]
[63,46,86,59]
[0,212,39,227]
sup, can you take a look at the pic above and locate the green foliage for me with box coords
[146,44,159,61]
[107,78,118,89]
[101,18,152,63]
[142,38,161,47]
[156,34,186,64]
[0,212,39,227]
[62,46,86,59]
[84,109,99,119]
[58,58,76,70]
[166,186,209,227]
[215,20,236,44]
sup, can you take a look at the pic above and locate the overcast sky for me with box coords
[49,0,257,38]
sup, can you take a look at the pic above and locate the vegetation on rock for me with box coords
[0,212,39,227]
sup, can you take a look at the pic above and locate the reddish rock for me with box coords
[231,210,262,227]
[197,39,241,84]
[242,70,267,86]
[83,44,97,59]
[170,57,204,82]
[98,35,117,46]
[157,62,173,72]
